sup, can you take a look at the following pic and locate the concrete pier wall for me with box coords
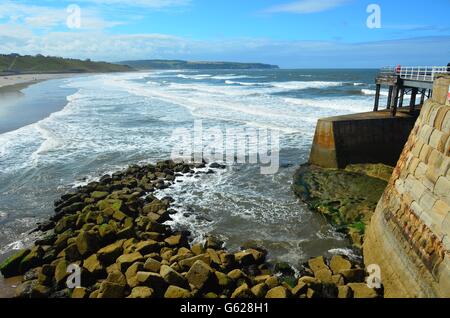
[309,110,418,169]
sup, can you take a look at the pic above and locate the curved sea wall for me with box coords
[364,74,450,298]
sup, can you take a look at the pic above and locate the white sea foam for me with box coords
[176,74,212,80]
[211,74,265,80]
[0,71,360,263]
[283,97,372,113]
[328,248,362,261]
[0,211,7,221]
[269,81,344,90]
[225,80,262,86]
[361,88,389,96]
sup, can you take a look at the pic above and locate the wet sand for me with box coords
[0,74,80,134]
[0,74,76,91]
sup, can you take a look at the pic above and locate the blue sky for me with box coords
[0,0,449,68]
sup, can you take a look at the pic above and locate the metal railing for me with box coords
[379,66,449,82]
[399,66,448,81]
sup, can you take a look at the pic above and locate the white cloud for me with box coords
[1,23,448,68]
[69,0,191,8]
[0,1,123,31]
[266,0,350,14]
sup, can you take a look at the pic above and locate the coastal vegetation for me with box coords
[0,54,133,75]
[118,59,279,70]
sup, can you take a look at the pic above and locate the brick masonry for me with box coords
[364,75,450,298]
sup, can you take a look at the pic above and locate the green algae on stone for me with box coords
[292,164,389,247]
[0,249,30,277]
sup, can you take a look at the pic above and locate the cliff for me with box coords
[118,60,279,70]
[0,54,133,75]
[364,74,450,297]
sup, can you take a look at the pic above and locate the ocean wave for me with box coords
[269,81,344,91]
[166,82,255,96]
[283,97,372,113]
[211,74,266,80]
[225,80,262,86]
[361,89,389,96]
[0,211,7,221]
[176,74,212,80]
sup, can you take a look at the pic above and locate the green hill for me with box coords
[0,54,133,75]
[118,59,279,70]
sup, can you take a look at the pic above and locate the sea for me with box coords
[0,69,393,268]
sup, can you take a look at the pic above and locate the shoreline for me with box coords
[0,74,80,92]
[0,74,80,135]
[0,160,381,298]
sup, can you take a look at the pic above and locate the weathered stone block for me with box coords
[414,162,427,179]
[435,177,450,206]
[419,144,432,163]
[437,133,449,154]
[442,111,450,134]
[419,124,434,144]
[411,140,424,157]
[433,200,450,219]
[410,201,423,218]
[429,130,444,150]
[419,190,437,212]
[433,107,449,131]
[407,176,427,202]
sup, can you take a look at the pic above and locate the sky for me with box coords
[0,0,449,68]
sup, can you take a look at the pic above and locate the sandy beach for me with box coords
[0,73,80,134]
[0,73,77,91]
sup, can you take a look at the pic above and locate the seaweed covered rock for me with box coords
[292,164,389,247]
[0,249,30,277]
[8,160,383,299]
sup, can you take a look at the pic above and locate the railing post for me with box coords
[373,84,381,111]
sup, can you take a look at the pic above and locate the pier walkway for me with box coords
[374,65,449,116]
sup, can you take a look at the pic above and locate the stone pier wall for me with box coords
[364,74,450,298]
